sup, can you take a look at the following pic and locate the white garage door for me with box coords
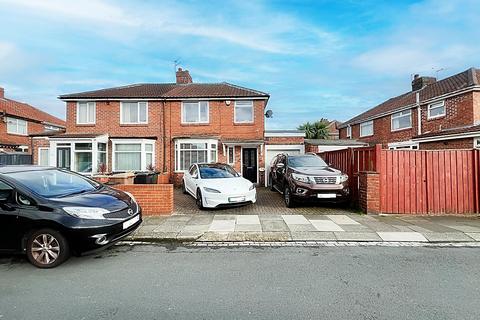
[265,146,303,187]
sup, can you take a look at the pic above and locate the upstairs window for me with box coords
[234,100,254,123]
[428,101,445,119]
[77,102,95,124]
[346,126,352,138]
[6,117,27,135]
[121,102,148,124]
[182,101,209,124]
[391,110,412,131]
[360,120,373,137]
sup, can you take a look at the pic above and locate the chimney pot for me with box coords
[176,68,192,84]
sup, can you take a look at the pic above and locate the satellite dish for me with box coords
[265,110,273,118]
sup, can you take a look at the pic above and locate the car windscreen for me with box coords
[288,156,328,167]
[199,164,238,179]
[6,169,99,198]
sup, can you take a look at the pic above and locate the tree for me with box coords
[297,120,330,139]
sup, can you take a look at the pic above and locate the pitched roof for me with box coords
[0,97,66,127]
[413,124,480,140]
[340,68,480,128]
[59,82,269,100]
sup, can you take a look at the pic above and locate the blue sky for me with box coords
[0,0,479,129]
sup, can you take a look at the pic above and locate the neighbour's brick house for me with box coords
[0,87,65,153]
[338,67,480,150]
[32,69,291,185]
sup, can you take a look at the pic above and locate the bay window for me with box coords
[121,101,148,124]
[77,102,95,124]
[112,139,155,172]
[175,139,217,171]
[234,100,254,123]
[391,110,412,131]
[360,120,374,137]
[74,143,93,173]
[182,101,209,123]
[6,117,27,135]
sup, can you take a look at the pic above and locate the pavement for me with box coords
[2,245,480,320]
[130,213,480,244]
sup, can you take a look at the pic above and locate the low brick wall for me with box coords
[358,171,380,214]
[113,184,174,215]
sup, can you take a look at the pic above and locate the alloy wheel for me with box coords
[31,233,60,265]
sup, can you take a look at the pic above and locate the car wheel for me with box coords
[284,187,296,208]
[196,189,204,210]
[26,229,70,268]
[181,180,188,194]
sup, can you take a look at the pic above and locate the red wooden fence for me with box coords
[320,146,480,215]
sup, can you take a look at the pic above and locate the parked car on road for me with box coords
[182,163,256,209]
[269,154,349,207]
[0,166,142,268]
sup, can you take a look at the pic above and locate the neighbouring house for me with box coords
[338,67,480,150]
[305,139,367,153]
[0,87,65,153]
[326,120,340,139]
[32,68,282,185]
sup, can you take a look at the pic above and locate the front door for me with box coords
[56,147,71,170]
[242,148,257,183]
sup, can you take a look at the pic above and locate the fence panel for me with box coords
[0,153,33,165]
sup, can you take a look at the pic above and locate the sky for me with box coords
[0,0,479,129]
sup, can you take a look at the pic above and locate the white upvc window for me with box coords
[391,110,412,131]
[346,125,352,138]
[6,117,27,135]
[174,139,217,172]
[475,137,480,149]
[38,148,50,166]
[112,139,155,172]
[360,120,373,137]
[234,100,254,123]
[77,102,96,124]
[428,101,446,119]
[227,146,235,165]
[121,101,148,124]
[182,101,209,124]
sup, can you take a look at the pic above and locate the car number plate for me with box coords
[229,196,246,203]
[123,215,140,230]
[317,193,336,199]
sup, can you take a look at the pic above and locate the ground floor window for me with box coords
[227,146,235,165]
[112,139,155,172]
[74,143,93,173]
[38,148,49,166]
[49,139,108,174]
[475,137,480,149]
[175,139,217,172]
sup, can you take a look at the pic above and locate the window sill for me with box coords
[391,127,412,133]
[7,132,28,136]
[359,134,374,138]
[427,115,446,121]
[234,122,255,126]
[180,123,210,126]
[76,124,96,127]
[120,124,149,127]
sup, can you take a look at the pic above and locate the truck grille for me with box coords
[313,176,337,184]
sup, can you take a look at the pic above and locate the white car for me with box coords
[182,163,256,209]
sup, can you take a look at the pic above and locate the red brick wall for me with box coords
[358,171,380,214]
[31,138,50,164]
[473,92,480,124]
[419,138,473,150]
[0,118,49,151]
[265,136,304,145]
[113,184,174,215]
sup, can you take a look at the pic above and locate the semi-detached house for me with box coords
[338,67,480,150]
[32,69,305,185]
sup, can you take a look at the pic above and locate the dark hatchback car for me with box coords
[0,166,142,268]
[269,154,349,207]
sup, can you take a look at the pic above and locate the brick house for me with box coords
[32,69,289,185]
[0,87,65,153]
[338,67,480,150]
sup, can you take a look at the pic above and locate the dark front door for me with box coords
[242,148,257,183]
[57,147,71,170]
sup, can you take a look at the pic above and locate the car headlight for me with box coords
[63,207,110,219]
[339,175,348,183]
[291,173,312,183]
[249,184,255,191]
[204,187,221,193]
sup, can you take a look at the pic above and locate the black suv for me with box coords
[269,154,349,207]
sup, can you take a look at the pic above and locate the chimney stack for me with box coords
[0,87,4,99]
[411,74,436,91]
[176,68,193,84]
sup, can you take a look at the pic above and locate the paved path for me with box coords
[132,214,480,243]
[2,245,480,320]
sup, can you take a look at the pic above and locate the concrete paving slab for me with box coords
[260,220,289,232]
[235,224,262,232]
[327,215,360,225]
[183,224,211,232]
[187,215,214,225]
[282,215,311,225]
[236,215,260,225]
[258,215,285,221]
[359,222,401,232]
[407,223,459,233]
[165,215,193,222]
[176,231,204,241]
[197,232,230,241]
[290,231,336,241]
[311,220,344,232]
[466,233,480,241]
[423,233,477,242]
[339,224,373,232]
[209,220,235,232]
[442,225,480,233]
[227,232,292,241]
[287,224,317,232]
[305,215,331,220]
[377,232,428,242]
[153,224,185,233]
[213,214,237,220]
[334,232,382,241]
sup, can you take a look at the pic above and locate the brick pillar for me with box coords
[359,171,380,214]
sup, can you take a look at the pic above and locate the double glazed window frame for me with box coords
[391,109,412,132]
[427,101,446,120]
[120,101,148,124]
[234,100,254,124]
[6,117,28,135]
[181,101,209,124]
[360,120,374,137]
[76,102,96,125]
[346,125,352,138]
[174,139,218,172]
[111,139,155,172]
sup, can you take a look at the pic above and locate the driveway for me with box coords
[174,187,356,215]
